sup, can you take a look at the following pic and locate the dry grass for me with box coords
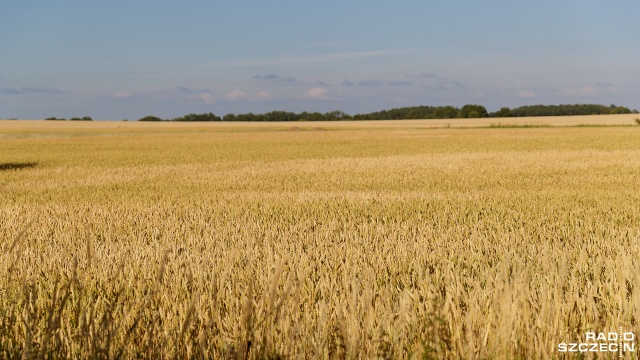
[1,117,640,358]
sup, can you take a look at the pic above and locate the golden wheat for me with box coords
[1,117,639,358]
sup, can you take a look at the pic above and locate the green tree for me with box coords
[324,110,350,121]
[138,116,164,122]
[172,113,221,121]
[459,105,488,118]
[300,112,325,121]
[610,106,631,114]
[492,107,512,117]
[431,106,459,119]
[508,104,630,117]
[263,111,298,122]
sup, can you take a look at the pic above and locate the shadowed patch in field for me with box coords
[0,162,38,171]
[285,126,327,131]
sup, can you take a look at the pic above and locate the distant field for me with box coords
[1,116,640,358]
[1,113,639,132]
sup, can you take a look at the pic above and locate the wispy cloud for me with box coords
[0,87,22,95]
[305,87,330,100]
[387,80,414,86]
[421,84,449,91]
[202,50,394,68]
[0,86,65,95]
[500,82,623,101]
[177,85,211,94]
[195,93,216,104]
[517,90,538,98]
[224,89,251,101]
[253,74,298,83]
[404,72,467,91]
[256,91,272,100]
[103,91,150,102]
[357,80,386,87]
[105,86,277,106]
[419,78,466,92]
[341,79,415,87]
[559,86,604,97]
[253,74,279,80]
[176,86,216,104]
[405,72,447,80]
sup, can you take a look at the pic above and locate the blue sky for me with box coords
[1,1,639,120]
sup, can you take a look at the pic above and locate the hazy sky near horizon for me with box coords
[1,1,639,120]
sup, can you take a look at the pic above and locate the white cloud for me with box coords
[557,84,621,98]
[561,86,598,97]
[194,93,215,104]
[256,91,272,100]
[253,74,279,80]
[305,87,329,100]
[341,79,415,87]
[225,89,251,101]
[176,86,216,104]
[501,85,538,99]
[517,90,538,98]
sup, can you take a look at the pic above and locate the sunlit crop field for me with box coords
[2,116,640,358]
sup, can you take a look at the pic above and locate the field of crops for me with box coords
[1,116,640,358]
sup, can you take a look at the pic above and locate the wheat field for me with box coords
[1,117,640,359]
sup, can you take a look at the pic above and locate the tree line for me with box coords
[45,116,93,121]
[137,104,638,122]
[504,104,635,117]
[139,111,351,122]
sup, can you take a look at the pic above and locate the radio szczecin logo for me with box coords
[558,330,636,355]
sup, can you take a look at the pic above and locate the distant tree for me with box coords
[172,113,221,121]
[492,107,512,117]
[222,114,236,121]
[459,105,488,118]
[509,104,634,117]
[263,111,298,122]
[138,115,164,122]
[235,113,260,122]
[70,117,82,121]
[610,106,631,114]
[82,116,93,121]
[354,105,464,120]
[300,112,325,121]
[431,106,459,119]
[324,110,350,121]
[45,117,66,121]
